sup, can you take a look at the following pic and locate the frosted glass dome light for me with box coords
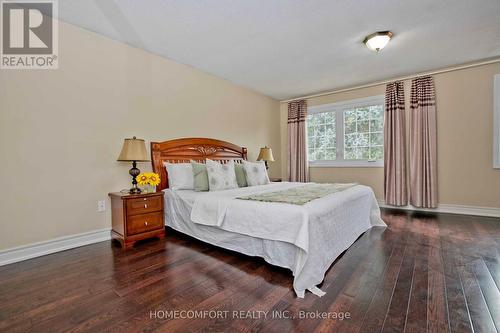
[364,31,393,52]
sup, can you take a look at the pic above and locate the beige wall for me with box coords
[281,62,500,208]
[0,21,281,250]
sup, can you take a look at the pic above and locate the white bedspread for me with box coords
[187,182,386,297]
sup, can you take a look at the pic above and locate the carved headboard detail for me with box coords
[151,137,248,191]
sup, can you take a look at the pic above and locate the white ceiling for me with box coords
[55,0,500,100]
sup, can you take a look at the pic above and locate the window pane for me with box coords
[357,108,370,121]
[344,147,356,159]
[307,112,336,161]
[311,124,318,137]
[370,119,383,131]
[344,110,357,123]
[312,124,320,137]
[345,121,356,134]
[358,120,369,133]
[359,147,370,160]
[326,133,336,147]
[309,136,317,148]
[370,105,384,119]
[315,113,325,124]
[344,133,356,147]
[313,136,324,149]
[327,119,336,135]
[306,115,316,141]
[318,124,327,137]
[324,112,335,124]
[358,133,369,146]
[308,149,317,161]
[306,115,317,130]
[325,148,336,160]
[370,146,384,160]
[315,149,325,160]
[342,103,384,161]
[370,132,383,146]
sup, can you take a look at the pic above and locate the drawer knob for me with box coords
[144,204,148,208]
[144,221,148,226]
[143,198,147,201]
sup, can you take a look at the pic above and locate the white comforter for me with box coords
[189,182,386,297]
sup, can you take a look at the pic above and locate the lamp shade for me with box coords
[117,136,150,162]
[257,146,275,162]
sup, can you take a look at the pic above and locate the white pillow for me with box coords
[242,160,270,186]
[163,162,194,190]
[205,159,238,191]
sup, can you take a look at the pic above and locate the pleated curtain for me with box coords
[384,81,408,206]
[287,100,309,182]
[410,76,438,208]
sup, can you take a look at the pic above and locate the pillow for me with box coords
[191,161,209,192]
[205,159,238,191]
[242,160,270,186]
[234,163,248,187]
[163,162,194,190]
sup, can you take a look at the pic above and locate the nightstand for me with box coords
[270,177,282,182]
[108,191,165,249]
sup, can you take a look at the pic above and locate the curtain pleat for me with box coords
[287,100,309,182]
[410,76,438,208]
[384,81,408,206]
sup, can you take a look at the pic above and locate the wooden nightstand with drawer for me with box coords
[108,191,165,249]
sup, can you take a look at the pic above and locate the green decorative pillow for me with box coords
[234,163,248,187]
[191,161,209,191]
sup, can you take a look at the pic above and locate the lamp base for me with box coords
[129,186,141,195]
[129,161,141,194]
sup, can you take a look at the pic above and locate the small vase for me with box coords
[141,185,156,194]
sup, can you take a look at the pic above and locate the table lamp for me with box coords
[257,146,275,170]
[117,136,150,194]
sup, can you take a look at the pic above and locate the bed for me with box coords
[151,138,386,297]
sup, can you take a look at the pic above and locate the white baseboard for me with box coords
[378,201,500,218]
[0,228,111,266]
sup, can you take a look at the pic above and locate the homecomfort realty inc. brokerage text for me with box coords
[150,309,351,320]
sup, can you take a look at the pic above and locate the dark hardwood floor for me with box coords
[0,209,499,333]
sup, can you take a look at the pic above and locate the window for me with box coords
[307,95,385,167]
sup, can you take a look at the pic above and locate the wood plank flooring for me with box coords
[0,209,499,333]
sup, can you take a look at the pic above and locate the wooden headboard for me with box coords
[151,137,247,191]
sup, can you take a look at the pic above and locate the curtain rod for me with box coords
[280,57,500,103]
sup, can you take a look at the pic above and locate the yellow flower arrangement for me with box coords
[136,172,161,186]
[136,173,150,186]
[148,173,161,186]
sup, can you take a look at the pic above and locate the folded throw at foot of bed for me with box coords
[237,183,358,205]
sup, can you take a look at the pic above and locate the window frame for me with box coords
[494,74,500,169]
[307,95,385,168]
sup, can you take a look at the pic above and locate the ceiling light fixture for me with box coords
[363,31,393,52]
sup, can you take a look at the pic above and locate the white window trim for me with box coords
[308,95,385,168]
[309,159,384,168]
[494,74,500,169]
